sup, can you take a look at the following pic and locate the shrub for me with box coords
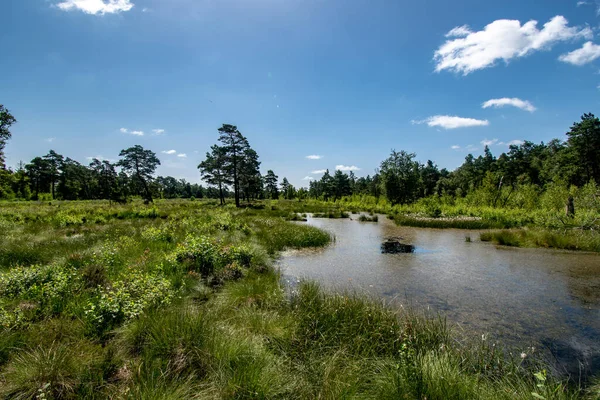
[141,226,174,243]
[81,264,108,289]
[84,271,175,334]
[0,304,26,331]
[0,265,77,314]
[175,236,222,276]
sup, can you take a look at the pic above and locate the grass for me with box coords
[358,214,379,222]
[480,229,600,252]
[312,210,351,219]
[0,199,597,398]
[390,213,504,229]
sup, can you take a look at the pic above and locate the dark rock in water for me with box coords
[381,238,415,254]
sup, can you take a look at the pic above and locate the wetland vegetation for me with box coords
[1,200,598,399]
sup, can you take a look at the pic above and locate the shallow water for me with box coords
[279,215,600,379]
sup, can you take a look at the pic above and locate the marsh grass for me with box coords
[391,214,505,229]
[312,210,350,219]
[0,199,596,398]
[480,229,600,252]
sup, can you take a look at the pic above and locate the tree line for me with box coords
[307,113,600,208]
[1,103,599,207]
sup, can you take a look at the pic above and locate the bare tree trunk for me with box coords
[493,176,504,207]
[138,174,153,204]
[218,182,224,205]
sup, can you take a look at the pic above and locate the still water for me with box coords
[279,214,600,378]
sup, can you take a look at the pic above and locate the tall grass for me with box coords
[480,229,600,252]
[0,199,596,398]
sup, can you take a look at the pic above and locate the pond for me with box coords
[279,214,600,379]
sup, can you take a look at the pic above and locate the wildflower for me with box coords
[521,352,527,359]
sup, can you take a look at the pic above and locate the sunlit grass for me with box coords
[480,229,600,252]
[0,199,596,398]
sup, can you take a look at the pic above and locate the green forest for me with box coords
[2,105,600,211]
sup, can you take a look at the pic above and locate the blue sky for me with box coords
[3,0,600,187]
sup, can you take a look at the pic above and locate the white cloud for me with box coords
[152,129,165,135]
[507,139,524,146]
[56,0,134,15]
[451,145,461,150]
[577,1,589,6]
[162,150,176,155]
[559,41,600,65]
[306,155,323,160]
[120,127,144,136]
[312,169,327,174]
[177,153,187,158]
[481,138,499,146]
[482,98,537,112]
[46,138,56,143]
[434,16,592,74]
[302,176,314,181]
[336,165,361,172]
[446,25,472,38]
[413,115,489,129]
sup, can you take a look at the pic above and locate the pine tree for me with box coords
[199,145,231,205]
[264,170,279,199]
[117,145,160,203]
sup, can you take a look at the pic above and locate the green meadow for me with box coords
[0,200,598,399]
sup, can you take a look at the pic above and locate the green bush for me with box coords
[141,226,174,243]
[174,235,222,276]
[84,270,175,334]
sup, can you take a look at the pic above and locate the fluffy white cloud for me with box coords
[336,165,361,172]
[306,155,323,160]
[507,139,524,146]
[451,145,461,150]
[434,16,592,74]
[177,153,187,158]
[482,98,537,112]
[312,169,327,174]
[481,138,499,146]
[413,115,489,129]
[302,176,314,181]
[56,0,134,15]
[559,41,600,65]
[162,150,176,155]
[120,128,128,133]
[152,129,165,135]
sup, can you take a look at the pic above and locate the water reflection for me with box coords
[279,215,600,378]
